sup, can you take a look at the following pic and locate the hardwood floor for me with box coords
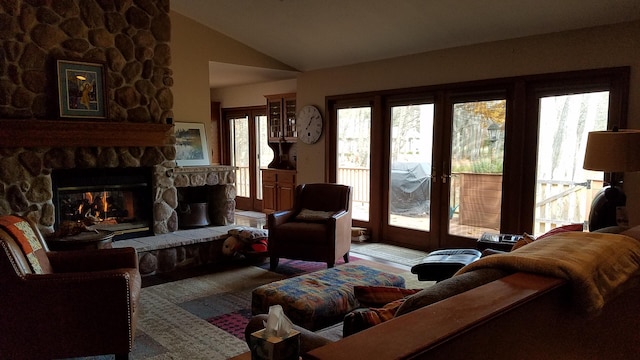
[234,211,426,271]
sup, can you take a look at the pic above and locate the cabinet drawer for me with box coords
[262,171,277,182]
[279,173,296,184]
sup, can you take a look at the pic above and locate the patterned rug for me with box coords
[351,243,429,267]
[124,257,426,360]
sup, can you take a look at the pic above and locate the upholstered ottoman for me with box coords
[251,264,405,330]
[410,249,482,282]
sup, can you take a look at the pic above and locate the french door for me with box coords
[443,96,507,247]
[381,94,508,249]
[223,107,272,211]
[328,68,629,251]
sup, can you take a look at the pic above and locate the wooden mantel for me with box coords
[0,119,174,148]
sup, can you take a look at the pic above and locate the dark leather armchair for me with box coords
[0,215,141,360]
[268,183,352,269]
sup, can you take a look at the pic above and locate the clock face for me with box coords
[297,105,323,144]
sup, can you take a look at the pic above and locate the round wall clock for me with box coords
[297,105,323,144]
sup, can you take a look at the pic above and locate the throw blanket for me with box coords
[0,215,46,274]
[455,232,640,315]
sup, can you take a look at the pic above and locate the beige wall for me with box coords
[172,15,640,224]
[295,20,640,224]
[170,11,295,162]
[211,79,297,108]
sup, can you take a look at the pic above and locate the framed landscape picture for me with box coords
[56,59,107,119]
[175,122,210,166]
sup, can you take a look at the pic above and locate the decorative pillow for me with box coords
[0,216,49,274]
[343,298,407,337]
[294,209,335,222]
[511,224,584,251]
[354,285,421,307]
[536,223,584,240]
[227,226,268,243]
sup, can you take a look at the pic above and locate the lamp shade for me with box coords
[583,129,640,172]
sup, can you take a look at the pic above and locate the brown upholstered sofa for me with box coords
[246,226,640,359]
[0,215,141,360]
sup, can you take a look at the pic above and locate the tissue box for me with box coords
[250,329,300,360]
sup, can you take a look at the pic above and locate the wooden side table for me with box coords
[476,233,522,252]
[229,352,303,360]
[47,230,115,251]
[228,352,251,360]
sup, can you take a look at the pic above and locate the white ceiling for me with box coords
[171,0,640,89]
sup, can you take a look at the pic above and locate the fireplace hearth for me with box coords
[52,167,154,240]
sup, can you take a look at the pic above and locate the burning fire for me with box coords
[61,188,131,226]
[103,191,108,214]
[77,191,112,222]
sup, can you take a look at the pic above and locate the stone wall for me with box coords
[173,166,237,226]
[0,146,177,234]
[0,0,173,121]
[0,0,180,234]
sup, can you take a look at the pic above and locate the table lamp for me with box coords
[583,128,640,231]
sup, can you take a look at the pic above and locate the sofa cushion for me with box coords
[354,285,421,307]
[295,209,335,222]
[395,268,510,316]
[620,225,640,241]
[593,225,629,234]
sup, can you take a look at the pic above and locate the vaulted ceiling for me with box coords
[171,0,640,88]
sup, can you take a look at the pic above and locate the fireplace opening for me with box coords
[52,167,154,241]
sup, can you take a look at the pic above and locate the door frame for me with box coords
[221,106,267,211]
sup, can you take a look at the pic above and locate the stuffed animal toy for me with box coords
[249,238,268,254]
[222,235,243,256]
[222,227,269,256]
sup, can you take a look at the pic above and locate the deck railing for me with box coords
[236,166,250,198]
[336,167,597,234]
[337,167,371,203]
[533,179,599,234]
[235,166,596,234]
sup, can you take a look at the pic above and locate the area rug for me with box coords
[351,243,428,267]
[128,257,428,359]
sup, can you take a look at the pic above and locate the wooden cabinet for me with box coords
[261,169,296,213]
[266,93,297,142]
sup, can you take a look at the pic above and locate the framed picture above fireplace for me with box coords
[56,59,107,119]
[175,122,210,166]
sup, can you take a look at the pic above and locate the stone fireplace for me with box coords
[0,125,235,238]
[0,1,236,240]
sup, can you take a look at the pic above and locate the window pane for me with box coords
[450,100,506,238]
[230,116,250,198]
[256,115,272,200]
[534,91,609,235]
[389,104,434,231]
[337,107,371,221]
